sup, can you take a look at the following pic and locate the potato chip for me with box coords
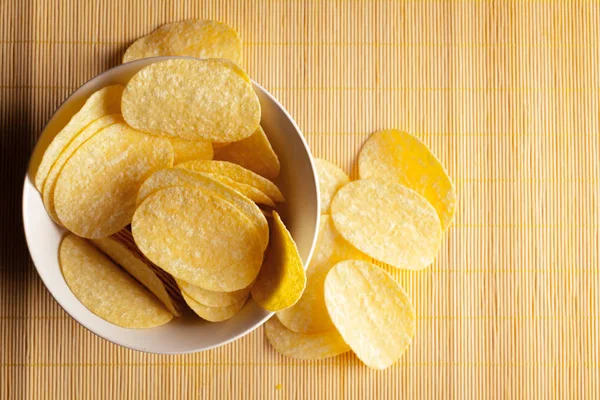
[314,158,350,214]
[112,228,185,302]
[214,125,281,179]
[265,317,350,360]
[176,278,250,308]
[324,260,416,369]
[42,114,123,224]
[59,234,173,328]
[132,186,264,291]
[251,211,306,312]
[358,129,456,230]
[277,215,368,333]
[122,58,260,142]
[136,168,269,249]
[122,20,242,65]
[177,160,284,202]
[35,84,124,192]
[92,235,182,316]
[182,292,247,322]
[54,122,173,238]
[170,137,213,164]
[196,173,275,207]
[331,180,442,270]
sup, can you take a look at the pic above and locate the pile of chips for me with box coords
[267,130,456,369]
[37,20,305,329]
[36,19,457,370]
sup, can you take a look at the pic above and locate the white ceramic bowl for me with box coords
[22,57,320,354]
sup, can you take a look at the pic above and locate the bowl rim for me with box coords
[22,56,320,354]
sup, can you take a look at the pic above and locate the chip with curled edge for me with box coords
[251,211,306,312]
[276,215,369,333]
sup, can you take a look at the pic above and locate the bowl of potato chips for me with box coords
[23,56,320,353]
[23,19,457,367]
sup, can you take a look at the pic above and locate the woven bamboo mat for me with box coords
[1,0,599,398]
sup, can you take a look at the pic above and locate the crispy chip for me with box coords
[42,114,123,224]
[331,180,442,270]
[54,122,173,239]
[214,125,281,179]
[59,234,173,328]
[170,137,213,164]
[176,160,284,202]
[314,158,350,214]
[251,211,306,312]
[196,173,275,207]
[277,215,368,333]
[112,228,185,303]
[136,168,269,249]
[122,59,260,142]
[35,85,124,192]
[358,130,456,230]
[324,260,416,369]
[182,292,247,322]
[265,317,350,360]
[132,186,264,291]
[92,235,182,316]
[123,20,242,64]
[176,278,250,308]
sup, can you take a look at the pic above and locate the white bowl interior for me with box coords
[23,57,320,354]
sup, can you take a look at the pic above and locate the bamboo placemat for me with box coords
[1,0,599,398]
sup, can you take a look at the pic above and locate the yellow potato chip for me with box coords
[136,168,269,249]
[277,215,368,333]
[314,158,350,214]
[265,317,350,361]
[54,122,173,239]
[214,125,281,179]
[111,228,185,306]
[170,137,213,164]
[324,260,416,369]
[358,129,456,230]
[42,114,123,224]
[331,180,442,270]
[176,160,284,203]
[35,84,124,192]
[92,235,182,316]
[59,234,173,328]
[123,19,242,65]
[176,278,250,308]
[182,292,247,322]
[122,59,260,142]
[251,211,306,312]
[196,172,275,207]
[132,186,264,291]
